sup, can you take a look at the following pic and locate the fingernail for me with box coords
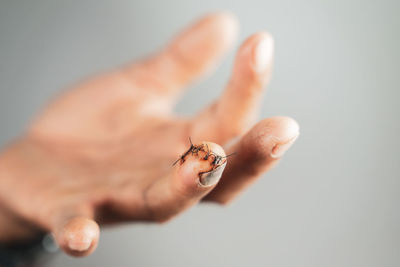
[68,237,92,252]
[199,162,226,187]
[270,134,299,158]
[253,35,274,73]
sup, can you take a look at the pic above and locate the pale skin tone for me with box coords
[0,13,299,256]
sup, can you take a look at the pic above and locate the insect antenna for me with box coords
[204,143,211,160]
[172,137,195,166]
[222,152,237,158]
[189,136,193,147]
[172,158,180,166]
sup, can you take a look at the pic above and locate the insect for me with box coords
[202,143,236,165]
[172,137,199,166]
[172,138,236,167]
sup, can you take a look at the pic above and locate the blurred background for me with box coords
[0,0,399,266]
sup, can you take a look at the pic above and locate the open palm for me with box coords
[0,13,299,256]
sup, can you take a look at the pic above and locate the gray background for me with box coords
[1,0,399,266]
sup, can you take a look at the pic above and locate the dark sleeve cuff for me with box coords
[0,233,58,267]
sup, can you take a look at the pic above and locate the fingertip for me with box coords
[196,142,227,187]
[206,11,239,47]
[263,116,299,140]
[268,117,299,158]
[56,217,99,257]
[234,32,274,80]
[174,141,226,191]
[252,33,274,74]
[152,12,239,92]
[171,12,239,66]
[238,32,273,57]
[252,117,300,158]
[202,141,226,158]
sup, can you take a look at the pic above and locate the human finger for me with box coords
[203,117,299,204]
[191,32,274,143]
[51,209,99,257]
[144,141,227,222]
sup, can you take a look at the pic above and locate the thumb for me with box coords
[52,210,99,257]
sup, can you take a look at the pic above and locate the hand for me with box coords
[0,12,299,256]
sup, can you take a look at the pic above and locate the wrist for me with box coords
[0,141,45,244]
[0,204,54,267]
[0,202,42,243]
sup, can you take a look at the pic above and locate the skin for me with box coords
[0,12,299,256]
